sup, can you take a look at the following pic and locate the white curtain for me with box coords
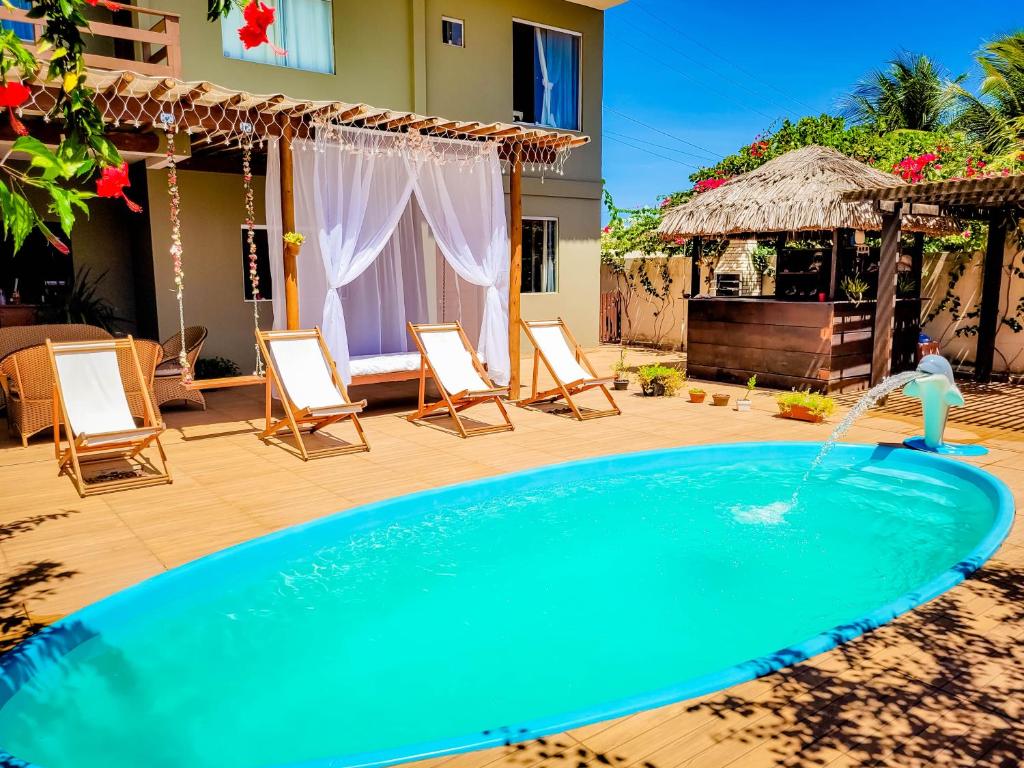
[410,143,510,385]
[268,129,510,385]
[314,132,415,381]
[533,26,580,131]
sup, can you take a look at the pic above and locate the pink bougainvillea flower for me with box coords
[693,177,728,193]
[96,162,143,213]
[238,1,287,55]
[0,80,31,136]
[602,225,611,234]
[961,228,972,240]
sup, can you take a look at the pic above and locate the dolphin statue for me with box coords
[902,354,965,451]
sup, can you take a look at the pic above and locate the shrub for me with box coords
[688,387,705,394]
[637,364,684,396]
[776,390,837,417]
[195,356,241,380]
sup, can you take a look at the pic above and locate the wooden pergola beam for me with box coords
[871,204,901,387]
[975,210,1008,382]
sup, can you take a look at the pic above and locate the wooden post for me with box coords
[689,237,702,297]
[508,144,523,399]
[828,228,841,300]
[279,119,300,331]
[871,204,901,387]
[975,208,1007,382]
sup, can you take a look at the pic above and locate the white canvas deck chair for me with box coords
[406,322,514,438]
[47,337,170,497]
[519,318,620,420]
[256,328,369,460]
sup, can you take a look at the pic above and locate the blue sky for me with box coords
[601,0,1024,213]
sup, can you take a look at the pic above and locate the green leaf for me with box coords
[0,180,37,253]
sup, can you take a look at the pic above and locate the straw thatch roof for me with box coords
[659,145,957,237]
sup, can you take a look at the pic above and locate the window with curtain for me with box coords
[0,0,36,42]
[222,0,335,74]
[522,218,558,294]
[512,20,580,131]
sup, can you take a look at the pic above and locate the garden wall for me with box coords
[921,238,1024,378]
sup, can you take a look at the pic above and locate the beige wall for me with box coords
[147,169,274,368]
[600,255,690,350]
[922,239,1024,376]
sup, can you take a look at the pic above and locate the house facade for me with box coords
[2,0,620,371]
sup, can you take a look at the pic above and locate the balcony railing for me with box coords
[0,4,181,78]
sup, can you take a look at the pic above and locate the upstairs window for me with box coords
[442,17,464,47]
[512,20,580,131]
[1,0,36,42]
[522,218,558,294]
[222,0,335,75]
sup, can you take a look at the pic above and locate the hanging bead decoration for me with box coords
[162,112,192,385]
[241,124,265,376]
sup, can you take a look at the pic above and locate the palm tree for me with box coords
[843,52,963,132]
[953,32,1024,155]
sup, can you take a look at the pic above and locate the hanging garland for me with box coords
[241,133,265,376]
[163,116,191,385]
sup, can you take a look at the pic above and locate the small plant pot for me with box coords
[711,393,730,407]
[688,391,706,403]
[736,398,752,412]
[613,378,629,391]
[779,404,824,423]
[641,380,666,397]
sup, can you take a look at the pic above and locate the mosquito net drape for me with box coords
[267,128,510,384]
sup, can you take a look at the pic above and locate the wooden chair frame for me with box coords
[406,322,514,438]
[48,337,171,497]
[256,328,369,461]
[519,318,621,421]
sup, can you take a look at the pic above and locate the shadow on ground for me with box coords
[674,560,1024,767]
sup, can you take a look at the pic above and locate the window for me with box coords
[442,16,464,47]
[240,226,274,302]
[512,20,581,131]
[222,0,335,75]
[0,0,36,42]
[522,218,557,294]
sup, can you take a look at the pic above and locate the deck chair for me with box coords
[47,337,170,497]
[406,322,514,438]
[519,318,621,420]
[256,328,369,460]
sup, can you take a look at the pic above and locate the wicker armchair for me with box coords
[153,326,208,410]
[1,338,162,447]
[0,324,112,418]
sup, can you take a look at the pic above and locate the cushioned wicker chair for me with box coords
[153,326,208,410]
[1,338,161,447]
[0,323,112,363]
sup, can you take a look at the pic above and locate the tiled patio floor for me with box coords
[1,346,1021,767]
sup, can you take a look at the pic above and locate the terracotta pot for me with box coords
[688,391,706,403]
[779,403,824,423]
[711,393,730,407]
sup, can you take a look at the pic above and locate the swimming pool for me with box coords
[0,443,1013,768]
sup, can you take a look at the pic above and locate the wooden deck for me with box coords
[1,345,1022,768]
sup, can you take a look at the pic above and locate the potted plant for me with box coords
[736,375,756,412]
[711,392,730,407]
[612,347,630,391]
[840,274,870,306]
[776,390,836,423]
[637,364,683,397]
[688,387,706,403]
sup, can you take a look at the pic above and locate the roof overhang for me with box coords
[843,174,1024,218]
[564,0,629,9]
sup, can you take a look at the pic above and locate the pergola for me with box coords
[844,174,1024,384]
[7,69,591,396]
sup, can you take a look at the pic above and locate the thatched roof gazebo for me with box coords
[657,145,958,394]
[659,145,954,237]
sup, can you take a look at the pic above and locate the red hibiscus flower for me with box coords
[83,0,123,11]
[96,162,143,213]
[0,80,31,136]
[238,1,287,56]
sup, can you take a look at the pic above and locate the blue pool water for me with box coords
[0,443,1012,768]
